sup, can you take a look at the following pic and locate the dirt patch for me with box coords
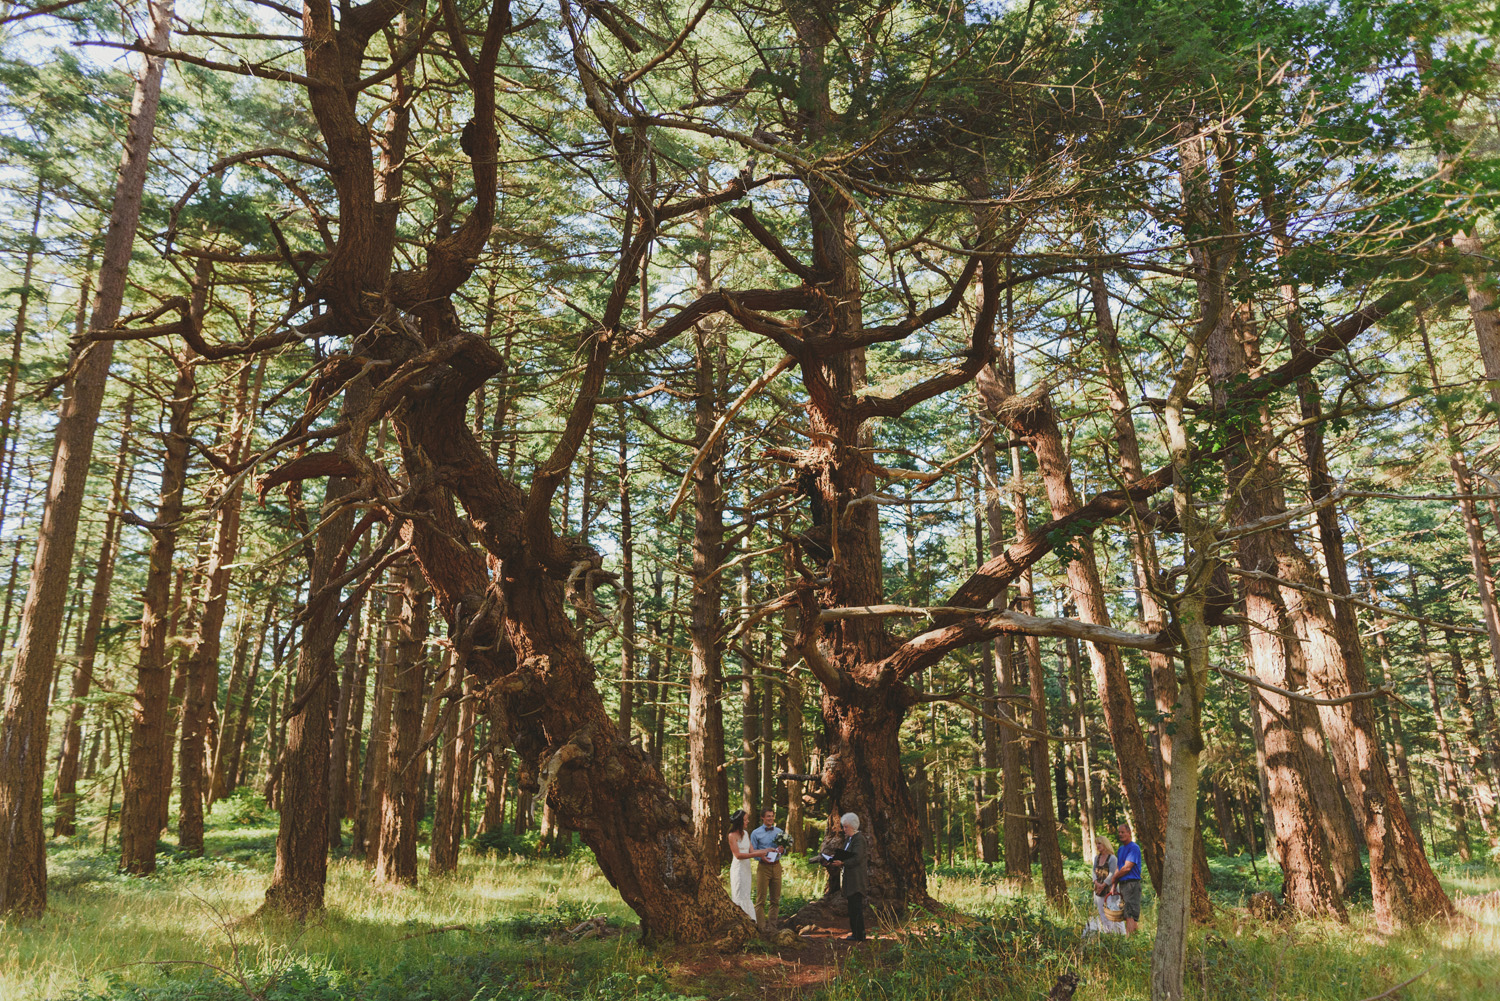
[666,915,897,999]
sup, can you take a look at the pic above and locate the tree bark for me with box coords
[1282,550,1453,926]
[1091,268,1179,786]
[1205,306,1345,920]
[1280,581,1362,896]
[179,347,255,852]
[687,223,729,864]
[120,345,198,875]
[224,592,278,797]
[0,0,172,913]
[982,438,1028,876]
[263,375,368,915]
[430,654,463,875]
[53,390,134,835]
[1448,634,1498,834]
[374,562,428,886]
[1414,585,1470,858]
[358,586,400,859]
[616,403,637,740]
[986,384,1211,917]
[326,578,364,848]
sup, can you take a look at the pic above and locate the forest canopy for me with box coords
[0,0,1499,999]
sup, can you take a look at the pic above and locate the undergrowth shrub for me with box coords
[503,900,600,937]
[887,897,1073,972]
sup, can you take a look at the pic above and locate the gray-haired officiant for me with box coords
[828,812,869,941]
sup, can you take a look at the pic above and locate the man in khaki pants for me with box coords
[749,808,784,931]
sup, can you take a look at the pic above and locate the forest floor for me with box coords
[0,797,1496,1000]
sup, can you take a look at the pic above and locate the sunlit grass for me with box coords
[0,822,641,999]
[0,805,1494,1000]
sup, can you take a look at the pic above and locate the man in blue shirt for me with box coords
[748,808,784,931]
[1107,822,1144,935]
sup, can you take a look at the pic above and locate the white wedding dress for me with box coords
[729,832,756,920]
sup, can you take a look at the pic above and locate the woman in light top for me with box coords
[1091,834,1126,935]
[725,809,766,920]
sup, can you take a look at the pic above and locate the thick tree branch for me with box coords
[945,461,1176,608]
[728,205,822,283]
[885,608,1171,683]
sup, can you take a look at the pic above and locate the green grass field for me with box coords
[0,803,1495,1001]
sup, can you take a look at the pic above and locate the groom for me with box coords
[749,807,783,931]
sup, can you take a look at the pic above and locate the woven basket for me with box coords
[1103,893,1125,922]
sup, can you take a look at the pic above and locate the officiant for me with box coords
[827,812,869,941]
[749,807,785,931]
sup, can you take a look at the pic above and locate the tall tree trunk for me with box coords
[1266,191,1450,924]
[1150,387,1215,1001]
[359,586,400,859]
[260,626,286,803]
[120,344,198,875]
[156,563,195,839]
[1448,635,1499,834]
[430,654,462,875]
[53,391,135,835]
[967,469,999,864]
[986,383,1211,917]
[1414,587,1471,857]
[1024,601,1066,904]
[1065,629,1096,858]
[326,595,363,847]
[1282,551,1453,925]
[741,613,759,817]
[344,610,372,821]
[1205,306,1345,920]
[222,590,278,798]
[1091,269,1178,785]
[686,203,729,864]
[482,738,507,835]
[209,616,252,803]
[179,344,254,853]
[616,404,636,739]
[0,0,172,913]
[263,374,370,914]
[1280,586,1362,896]
[1419,316,1500,747]
[0,183,43,511]
[980,436,1028,875]
[644,568,664,766]
[783,648,807,852]
[374,563,428,886]
[759,639,775,815]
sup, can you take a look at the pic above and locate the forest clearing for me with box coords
[1,0,1500,998]
[0,812,1494,1000]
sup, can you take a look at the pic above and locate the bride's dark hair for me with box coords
[728,809,746,833]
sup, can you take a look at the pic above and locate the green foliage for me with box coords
[470,828,585,860]
[501,900,601,938]
[57,959,704,1001]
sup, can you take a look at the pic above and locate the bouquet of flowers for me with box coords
[773,834,792,851]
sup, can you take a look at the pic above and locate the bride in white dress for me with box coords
[725,809,763,920]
